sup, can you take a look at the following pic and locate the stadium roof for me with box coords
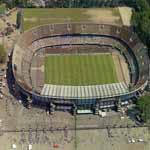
[41,82,129,99]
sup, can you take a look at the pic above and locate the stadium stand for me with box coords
[12,23,149,114]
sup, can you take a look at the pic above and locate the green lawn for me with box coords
[44,54,118,85]
[0,4,6,14]
[23,8,122,31]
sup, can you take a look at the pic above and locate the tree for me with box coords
[136,0,150,11]
[132,11,150,55]
[137,96,150,123]
[0,44,6,63]
[16,9,23,29]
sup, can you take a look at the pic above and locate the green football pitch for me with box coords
[44,54,118,85]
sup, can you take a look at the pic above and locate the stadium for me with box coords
[12,23,149,114]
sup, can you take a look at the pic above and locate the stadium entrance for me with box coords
[76,99,96,114]
[77,105,93,114]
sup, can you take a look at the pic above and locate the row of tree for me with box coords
[44,0,125,8]
[0,0,131,8]
[128,0,150,124]
[1,0,149,9]
[131,0,150,55]
[137,96,150,124]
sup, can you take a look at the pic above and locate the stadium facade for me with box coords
[12,23,149,114]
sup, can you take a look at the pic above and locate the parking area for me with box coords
[0,126,149,150]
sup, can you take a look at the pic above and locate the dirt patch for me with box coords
[24,17,38,22]
[119,54,130,84]
[31,55,44,90]
[112,52,130,84]
[112,53,123,82]
[31,65,44,72]
[84,8,122,25]
[118,7,132,26]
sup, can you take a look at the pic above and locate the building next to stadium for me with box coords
[11,23,149,114]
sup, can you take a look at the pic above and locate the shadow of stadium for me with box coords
[6,52,29,108]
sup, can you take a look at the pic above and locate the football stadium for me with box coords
[12,23,149,114]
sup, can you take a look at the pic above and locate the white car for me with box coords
[128,139,132,143]
[0,94,3,98]
[138,138,144,142]
[4,74,6,78]
[29,144,32,150]
[12,144,17,149]
[131,138,135,143]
